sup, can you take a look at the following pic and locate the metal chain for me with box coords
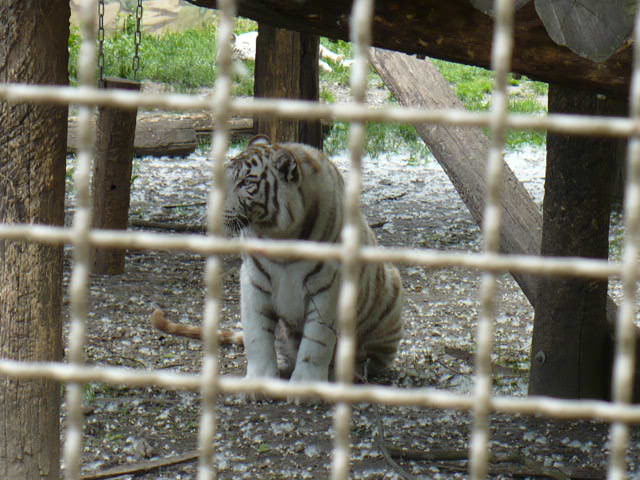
[97,0,105,87]
[133,0,143,79]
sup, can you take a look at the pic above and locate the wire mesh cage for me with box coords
[1,0,640,479]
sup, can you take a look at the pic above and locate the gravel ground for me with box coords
[62,143,639,479]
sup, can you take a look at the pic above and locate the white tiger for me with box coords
[153,136,403,383]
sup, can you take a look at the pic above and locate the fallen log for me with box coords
[67,113,256,158]
[68,113,197,157]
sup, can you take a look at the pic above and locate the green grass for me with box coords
[69,21,548,154]
[433,59,548,148]
[324,122,431,162]
[69,15,253,93]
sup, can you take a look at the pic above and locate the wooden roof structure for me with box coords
[187,0,634,97]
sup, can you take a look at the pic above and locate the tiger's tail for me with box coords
[151,308,244,345]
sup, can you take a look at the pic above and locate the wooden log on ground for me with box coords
[91,77,141,275]
[132,114,197,157]
[369,47,640,399]
[528,85,617,399]
[67,113,198,157]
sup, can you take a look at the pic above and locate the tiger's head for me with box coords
[224,135,307,239]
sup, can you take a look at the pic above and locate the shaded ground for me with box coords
[63,146,638,479]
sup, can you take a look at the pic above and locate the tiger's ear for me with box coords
[249,134,271,146]
[273,149,299,183]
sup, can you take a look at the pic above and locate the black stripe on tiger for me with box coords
[306,268,339,297]
[250,280,271,295]
[249,256,272,283]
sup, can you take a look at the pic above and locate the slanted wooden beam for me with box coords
[370,48,542,302]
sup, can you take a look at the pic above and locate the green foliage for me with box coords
[68,26,81,83]
[433,59,495,111]
[68,21,548,154]
[507,95,547,147]
[324,121,431,161]
[433,59,548,148]
[139,26,217,89]
[235,17,258,34]
[68,16,254,93]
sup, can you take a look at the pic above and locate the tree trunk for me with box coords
[254,24,321,146]
[0,1,69,479]
[528,85,616,399]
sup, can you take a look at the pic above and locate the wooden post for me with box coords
[254,24,321,147]
[91,77,141,275]
[299,33,323,149]
[528,85,616,399]
[0,1,69,478]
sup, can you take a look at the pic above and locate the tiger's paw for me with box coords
[286,368,328,405]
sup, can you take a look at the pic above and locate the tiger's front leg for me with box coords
[289,284,339,384]
[240,263,279,381]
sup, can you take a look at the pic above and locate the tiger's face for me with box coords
[224,136,303,238]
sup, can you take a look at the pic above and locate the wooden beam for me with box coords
[298,33,323,149]
[187,0,632,97]
[254,24,301,142]
[528,85,616,399]
[254,24,322,146]
[91,77,141,275]
[370,48,542,303]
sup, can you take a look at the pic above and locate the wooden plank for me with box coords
[187,0,632,97]
[370,47,542,304]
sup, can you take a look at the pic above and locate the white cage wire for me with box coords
[1,0,640,479]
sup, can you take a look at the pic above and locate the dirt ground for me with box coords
[63,145,639,480]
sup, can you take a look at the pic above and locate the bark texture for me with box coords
[528,85,616,399]
[91,78,140,275]
[188,0,632,97]
[0,1,69,478]
[254,24,321,145]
